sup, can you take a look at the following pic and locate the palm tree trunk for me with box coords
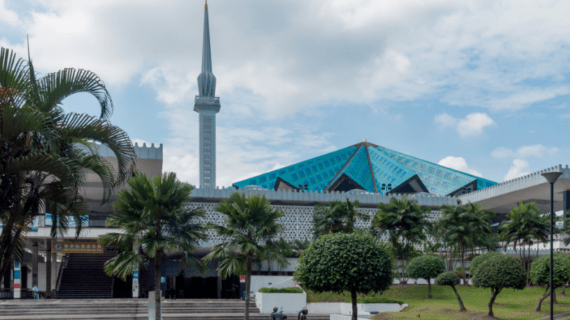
[351,288,358,320]
[451,285,467,312]
[154,250,162,320]
[245,254,252,320]
[461,244,466,285]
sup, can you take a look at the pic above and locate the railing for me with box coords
[55,254,69,293]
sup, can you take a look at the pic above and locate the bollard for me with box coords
[297,307,308,320]
[270,307,288,320]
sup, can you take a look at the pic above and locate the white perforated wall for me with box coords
[188,202,442,250]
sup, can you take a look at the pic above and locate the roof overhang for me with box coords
[460,166,570,213]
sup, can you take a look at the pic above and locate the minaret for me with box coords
[194,0,220,189]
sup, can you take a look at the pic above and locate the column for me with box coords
[32,241,38,288]
[132,263,139,298]
[563,190,570,219]
[13,261,21,299]
[45,239,51,298]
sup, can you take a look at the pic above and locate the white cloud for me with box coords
[434,112,495,137]
[0,0,20,26]
[434,112,457,128]
[504,159,530,181]
[490,147,513,159]
[437,156,482,177]
[456,113,495,137]
[4,0,570,118]
[491,144,558,159]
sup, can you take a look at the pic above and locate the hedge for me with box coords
[258,287,304,293]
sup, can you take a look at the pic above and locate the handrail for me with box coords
[55,254,69,293]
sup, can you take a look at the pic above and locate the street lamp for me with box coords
[541,171,563,320]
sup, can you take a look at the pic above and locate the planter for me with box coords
[307,302,402,314]
[255,292,307,313]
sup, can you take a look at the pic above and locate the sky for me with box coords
[1,0,569,188]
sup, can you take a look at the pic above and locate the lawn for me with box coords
[306,285,570,320]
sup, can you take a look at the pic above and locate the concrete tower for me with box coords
[194,0,220,189]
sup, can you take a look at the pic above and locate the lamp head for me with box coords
[541,171,563,184]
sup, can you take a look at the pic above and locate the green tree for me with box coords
[529,252,570,311]
[435,271,467,312]
[407,255,445,298]
[312,198,369,237]
[500,201,549,283]
[472,254,526,317]
[99,172,207,320]
[373,195,431,284]
[295,232,393,320]
[438,201,494,285]
[203,193,286,320]
[259,237,292,272]
[0,47,135,276]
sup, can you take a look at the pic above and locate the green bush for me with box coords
[435,271,461,287]
[530,251,570,287]
[258,287,304,293]
[358,296,403,304]
[472,254,526,317]
[470,252,502,275]
[407,254,445,299]
[295,232,393,319]
[435,271,466,312]
[529,252,570,311]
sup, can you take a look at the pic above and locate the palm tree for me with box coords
[0,47,136,276]
[99,172,207,320]
[500,201,549,283]
[312,198,369,237]
[438,201,495,285]
[373,195,431,284]
[203,193,285,320]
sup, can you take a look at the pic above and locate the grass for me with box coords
[306,285,570,320]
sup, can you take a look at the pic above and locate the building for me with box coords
[8,1,570,301]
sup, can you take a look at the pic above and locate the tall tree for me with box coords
[312,198,369,237]
[438,201,494,285]
[0,47,135,276]
[500,201,549,284]
[373,195,431,284]
[203,193,286,320]
[99,172,207,320]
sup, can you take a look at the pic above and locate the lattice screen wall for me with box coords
[187,202,442,250]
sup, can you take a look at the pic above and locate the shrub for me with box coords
[295,232,393,319]
[472,254,526,318]
[529,252,570,311]
[470,252,503,276]
[407,255,445,299]
[436,271,466,312]
[358,296,403,304]
[258,287,304,293]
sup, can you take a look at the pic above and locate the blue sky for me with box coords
[1,0,569,188]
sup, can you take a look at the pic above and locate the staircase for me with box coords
[56,251,115,299]
[0,299,332,320]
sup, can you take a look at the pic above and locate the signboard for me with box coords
[52,241,104,254]
[240,275,245,283]
[45,214,89,228]
[13,261,21,299]
[132,264,139,298]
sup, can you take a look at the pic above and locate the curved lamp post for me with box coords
[542,171,563,320]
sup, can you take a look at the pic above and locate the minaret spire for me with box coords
[197,0,216,97]
[194,1,221,189]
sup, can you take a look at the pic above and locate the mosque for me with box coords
[10,1,570,302]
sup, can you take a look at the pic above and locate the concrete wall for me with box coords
[37,262,60,292]
[250,276,294,298]
[256,292,306,313]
